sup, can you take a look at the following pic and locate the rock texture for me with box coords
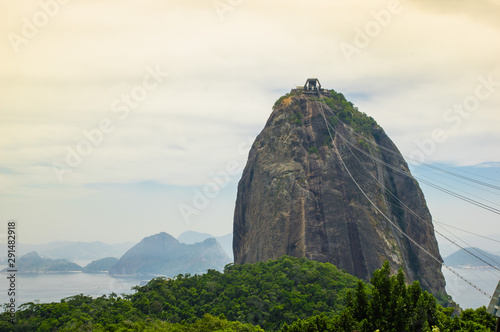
[110,232,231,276]
[233,89,446,295]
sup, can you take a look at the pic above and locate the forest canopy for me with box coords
[0,256,496,331]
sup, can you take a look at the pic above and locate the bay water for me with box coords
[1,265,498,312]
[0,268,144,311]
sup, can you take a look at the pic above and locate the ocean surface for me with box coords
[0,267,144,311]
[0,265,498,312]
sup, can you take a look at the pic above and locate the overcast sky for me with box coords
[1,0,499,247]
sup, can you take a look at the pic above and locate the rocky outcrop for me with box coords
[233,89,446,295]
[110,232,231,276]
[83,257,119,273]
[1,251,83,272]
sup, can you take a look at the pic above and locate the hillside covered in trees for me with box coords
[0,256,496,331]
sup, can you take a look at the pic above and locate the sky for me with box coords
[0,0,499,252]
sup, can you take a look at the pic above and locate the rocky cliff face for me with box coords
[233,89,446,295]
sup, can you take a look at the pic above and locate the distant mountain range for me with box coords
[110,232,231,277]
[444,247,500,268]
[0,232,233,263]
[437,233,500,257]
[177,231,233,261]
[0,252,123,273]
[177,231,215,244]
[0,231,234,276]
[16,241,134,261]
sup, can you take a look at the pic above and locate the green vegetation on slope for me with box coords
[321,90,377,136]
[283,261,496,332]
[128,256,362,330]
[0,256,496,331]
[0,257,361,331]
[273,89,377,136]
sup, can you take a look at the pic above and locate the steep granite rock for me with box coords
[233,88,446,295]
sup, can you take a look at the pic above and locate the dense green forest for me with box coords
[0,256,496,331]
[282,261,496,332]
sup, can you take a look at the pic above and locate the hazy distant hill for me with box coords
[110,232,231,277]
[17,241,134,261]
[215,233,233,261]
[177,231,233,261]
[177,231,214,244]
[444,247,500,268]
[83,257,119,273]
[438,233,500,257]
[1,251,82,273]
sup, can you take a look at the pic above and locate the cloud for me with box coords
[412,0,500,30]
[1,0,499,242]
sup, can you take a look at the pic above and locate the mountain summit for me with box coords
[233,80,446,295]
[110,232,230,276]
